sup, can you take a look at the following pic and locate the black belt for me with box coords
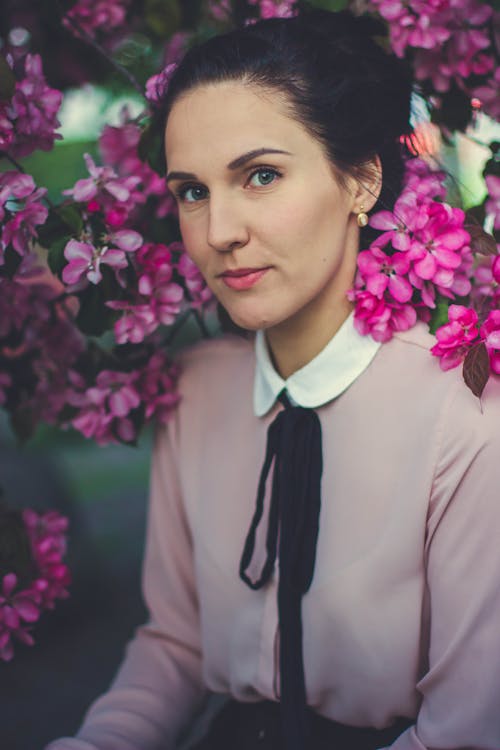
[188,699,413,750]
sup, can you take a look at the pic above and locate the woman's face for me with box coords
[164,81,366,334]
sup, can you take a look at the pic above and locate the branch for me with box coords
[192,308,211,339]
[56,3,145,98]
[0,150,57,210]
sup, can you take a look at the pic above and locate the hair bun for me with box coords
[297,7,387,46]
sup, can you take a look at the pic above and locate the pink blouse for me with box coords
[46,321,500,750]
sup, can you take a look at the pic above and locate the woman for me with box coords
[46,9,500,750]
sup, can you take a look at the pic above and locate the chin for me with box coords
[221,305,274,332]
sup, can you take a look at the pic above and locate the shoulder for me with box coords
[173,332,255,417]
[391,320,437,351]
[357,321,500,436]
[176,332,254,387]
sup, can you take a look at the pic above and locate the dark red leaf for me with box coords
[463,342,490,398]
[465,223,498,256]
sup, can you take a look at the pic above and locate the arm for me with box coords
[45,420,208,750]
[381,380,500,750]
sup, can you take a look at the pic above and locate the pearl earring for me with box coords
[357,206,369,228]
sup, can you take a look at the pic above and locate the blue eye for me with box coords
[177,185,208,203]
[248,168,281,187]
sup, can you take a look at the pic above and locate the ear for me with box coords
[351,155,383,214]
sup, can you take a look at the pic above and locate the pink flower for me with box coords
[370,193,427,251]
[137,351,180,422]
[471,254,500,307]
[0,171,48,258]
[22,510,71,610]
[2,200,48,256]
[403,158,447,200]
[357,246,413,302]
[63,0,130,37]
[106,301,158,344]
[247,0,297,18]
[4,54,62,159]
[65,356,180,445]
[67,369,141,444]
[372,0,495,95]
[62,231,141,286]
[208,0,232,21]
[0,372,11,406]
[347,287,417,342]
[480,309,500,375]
[0,106,14,151]
[98,112,176,220]
[63,240,120,285]
[431,304,480,370]
[471,66,500,121]
[145,64,178,104]
[0,573,41,662]
[177,253,214,309]
[407,202,471,293]
[65,153,140,205]
[485,175,500,231]
[136,243,183,325]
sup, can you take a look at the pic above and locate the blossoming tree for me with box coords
[0,0,498,659]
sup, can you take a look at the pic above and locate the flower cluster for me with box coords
[247,0,298,19]
[0,274,85,427]
[0,54,62,160]
[485,175,500,231]
[431,304,500,376]
[62,153,144,288]
[348,158,473,342]
[208,0,232,22]
[106,241,212,345]
[63,0,131,39]
[98,110,176,219]
[0,509,69,662]
[369,0,496,118]
[65,349,180,445]
[0,172,48,263]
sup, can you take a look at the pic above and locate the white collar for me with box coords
[253,312,381,417]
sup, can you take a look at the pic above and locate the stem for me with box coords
[57,4,145,98]
[165,309,193,346]
[0,150,57,210]
[192,309,211,338]
[0,151,26,172]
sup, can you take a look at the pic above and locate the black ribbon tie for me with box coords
[239,390,323,750]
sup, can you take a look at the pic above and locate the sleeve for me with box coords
[45,419,208,750]
[380,380,500,750]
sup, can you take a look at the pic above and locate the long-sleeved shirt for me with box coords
[46,318,500,750]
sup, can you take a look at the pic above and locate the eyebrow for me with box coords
[165,148,292,183]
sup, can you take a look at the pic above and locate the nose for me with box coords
[207,194,249,253]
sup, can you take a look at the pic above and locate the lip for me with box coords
[219,267,271,290]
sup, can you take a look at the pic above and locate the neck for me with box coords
[264,221,359,380]
[265,293,354,380]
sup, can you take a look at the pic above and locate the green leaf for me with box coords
[465,223,497,256]
[463,342,490,399]
[76,283,114,336]
[428,299,450,335]
[58,204,84,234]
[38,205,82,249]
[138,121,165,175]
[2,246,23,278]
[47,235,71,277]
[9,405,37,444]
[114,33,153,66]
[0,54,16,101]
[145,0,181,37]
[306,0,349,10]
